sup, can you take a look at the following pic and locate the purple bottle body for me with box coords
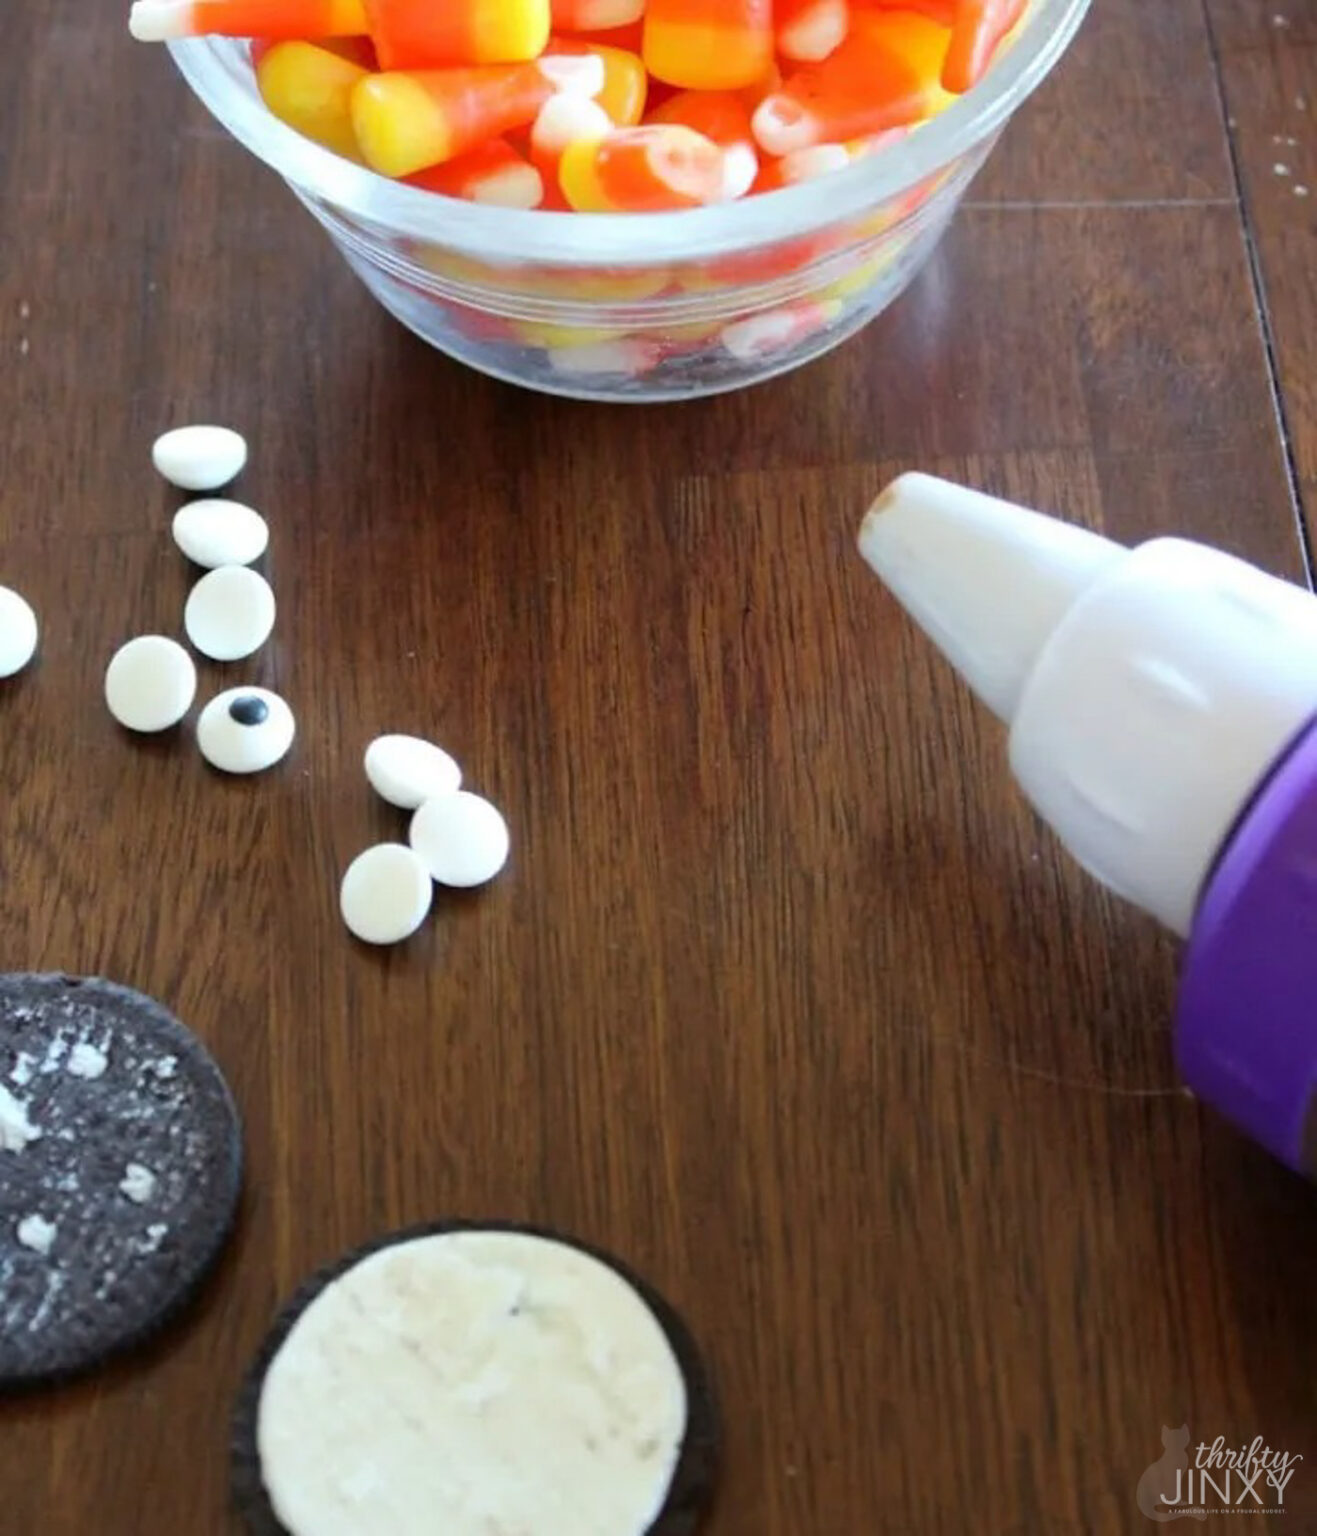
[1177,719,1317,1177]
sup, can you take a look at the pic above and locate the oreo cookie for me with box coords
[0,973,243,1388]
[233,1220,719,1536]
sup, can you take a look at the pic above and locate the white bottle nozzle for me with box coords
[858,473,1124,723]
[860,474,1317,937]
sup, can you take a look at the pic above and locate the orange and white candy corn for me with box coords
[549,38,648,124]
[405,137,544,206]
[751,141,852,194]
[130,0,367,41]
[547,337,664,378]
[351,53,603,176]
[550,0,644,33]
[361,0,549,69]
[857,0,1024,91]
[643,0,774,91]
[856,0,955,18]
[751,125,910,192]
[776,0,849,63]
[134,0,550,66]
[648,89,758,199]
[509,318,627,345]
[942,0,1026,92]
[752,10,952,156]
[559,124,726,211]
[721,300,841,360]
[530,93,614,205]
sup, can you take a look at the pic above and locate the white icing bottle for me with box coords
[858,472,1317,1178]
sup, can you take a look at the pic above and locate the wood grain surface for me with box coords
[2,0,1316,1531]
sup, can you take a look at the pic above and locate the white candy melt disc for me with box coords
[410,791,509,888]
[340,844,433,945]
[184,566,275,662]
[0,586,38,678]
[172,499,269,568]
[197,687,295,774]
[364,735,462,810]
[105,636,197,733]
[151,425,247,492]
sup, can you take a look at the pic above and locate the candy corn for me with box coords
[549,38,648,124]
[130,0,366,41]
[255,39,370,160]
[510,318,627,345]
[134,0,551,65]
[720,299,841,360]
[776,0,849,62]
[311,33,379,65]
[554,17,645,51]
[752,124,907,190]
[808,248,897,304]
[661,317,725,346]
[856,0,955,21]
[250,33,378,66]
[550,0,644,32]
[752,10,952,156]
[351,54,603,175]
[479,260,672,299]
[738,62,782,111]
[643,0,774,91]
[137,0,1030,234]
[943,0,1026,92]
[751,141,852,194]
[677,229,834,287]
[547,337,664,378]
[361,0,549,69]
[530,93,613,204]
[405,138,545,206]
[559,124,726,211]
[440,300,522,344]
[859,0,1025,91]
[648,90,758,200]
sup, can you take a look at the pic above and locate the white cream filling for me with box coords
[67,1042,109,1079]
[17,1214,56,1255]
[119,1163,157,1204]
[257,1231,689,1536]
[0,1083,40,1152]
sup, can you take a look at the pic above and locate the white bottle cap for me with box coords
[860,474,1317,937]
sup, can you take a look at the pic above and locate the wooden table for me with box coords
[3,1,1315,1530]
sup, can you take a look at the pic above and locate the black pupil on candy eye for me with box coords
[229,696,269,726]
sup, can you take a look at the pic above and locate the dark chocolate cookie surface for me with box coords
[0,973,243,1387]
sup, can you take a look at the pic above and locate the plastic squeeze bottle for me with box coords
[858,472,1317,1179]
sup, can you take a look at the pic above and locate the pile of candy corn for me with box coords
[128,0,1027,213]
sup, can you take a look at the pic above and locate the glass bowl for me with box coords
[167,0,1090,402]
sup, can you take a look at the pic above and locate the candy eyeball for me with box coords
[0,586,39,678]
[105,635,197,733]
[197,687,295,774]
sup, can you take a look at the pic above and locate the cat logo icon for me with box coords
[1137,1426,1207,1522]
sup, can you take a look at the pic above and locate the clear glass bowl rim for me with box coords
[166,0,1090,268]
